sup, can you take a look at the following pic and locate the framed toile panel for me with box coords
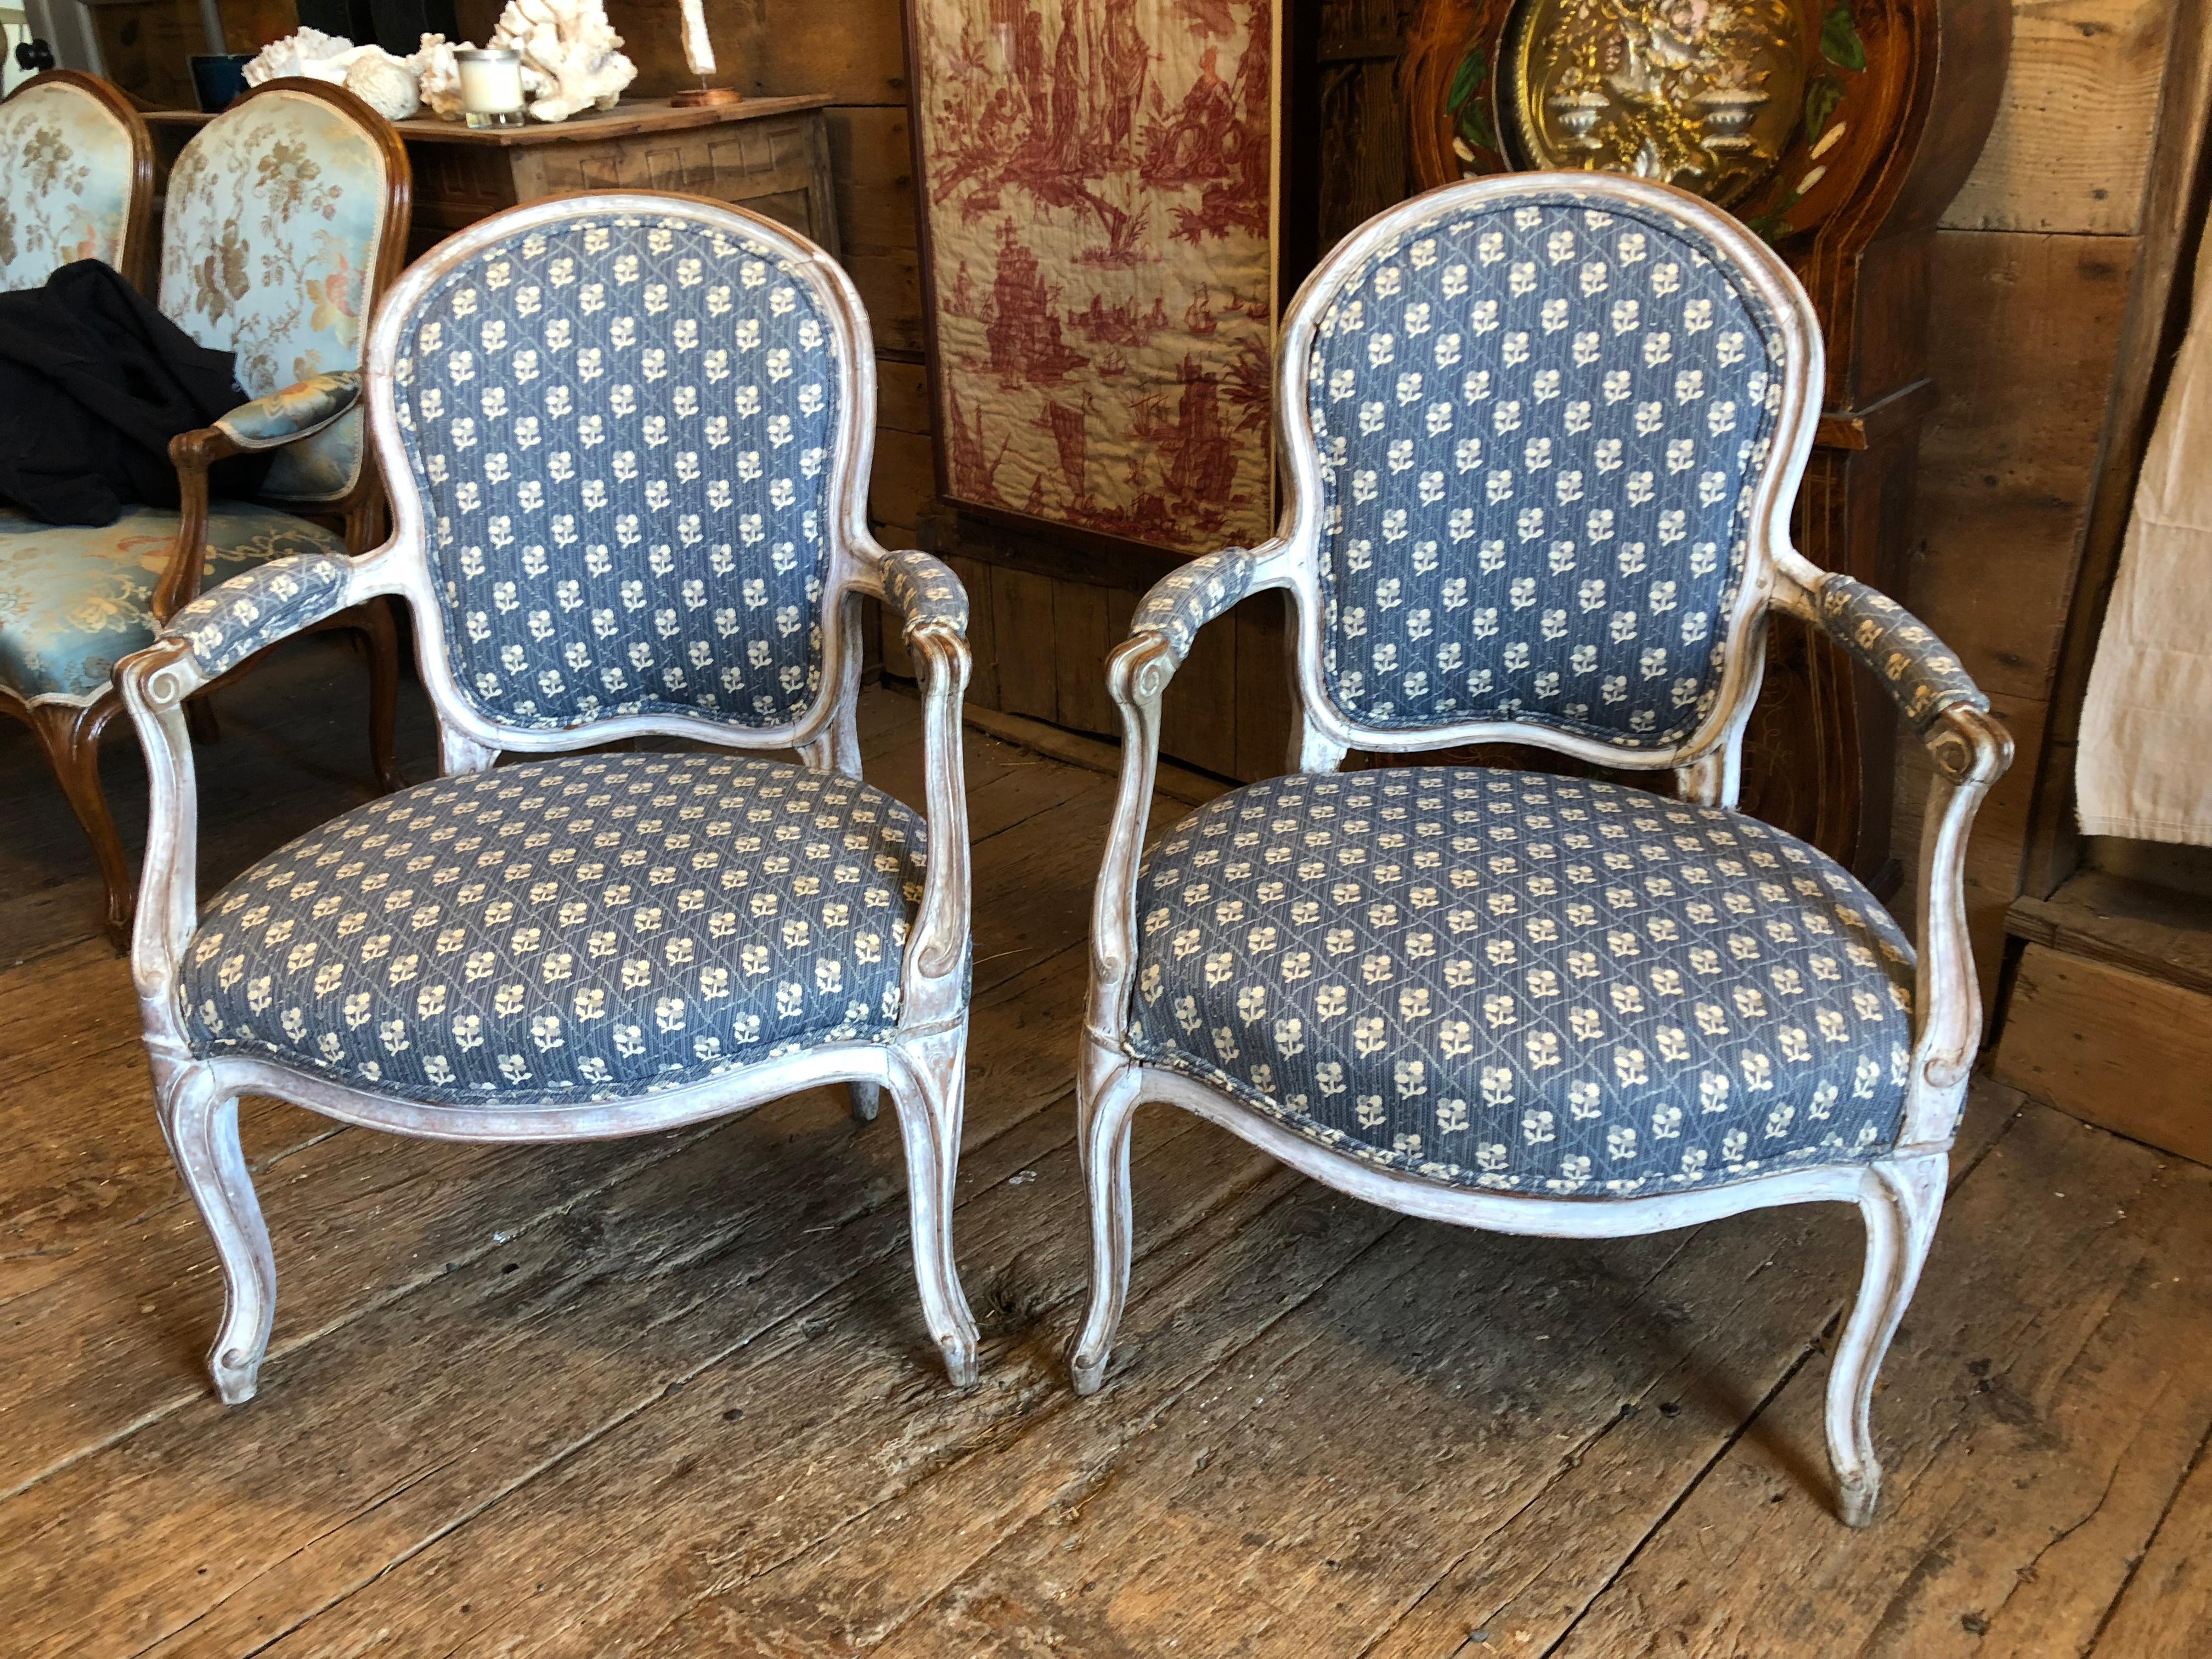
[906,0,1280,556]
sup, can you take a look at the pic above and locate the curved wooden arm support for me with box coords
[1082,633,1176,1101]
[115,639,210,1054]
[1900,703,2013,1137]
[155,425,246,625]
[900,624,974,1025]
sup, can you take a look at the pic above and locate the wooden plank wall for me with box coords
[1893,0,2191,1007]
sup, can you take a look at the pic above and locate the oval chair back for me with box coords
[0,70,154,292]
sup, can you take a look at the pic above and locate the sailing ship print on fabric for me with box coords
[915,0,1276,552]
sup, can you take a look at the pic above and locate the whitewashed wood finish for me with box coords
[1069,174,2015,1528]
[116,192,981,1403]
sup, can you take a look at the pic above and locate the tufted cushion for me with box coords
[1306,192,1786,746]
[388,210,842,735]
[0,80,139,292]
[1126,769,1915,1197]
[182,753,924,1105]
[157,88,393,504]
[0,503,343,703]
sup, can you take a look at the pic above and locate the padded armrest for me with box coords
[1131,548,1260,664]
[211,371,364,453]
[877,549,969,637]
[1814,574,1990,738]
[159,553,357,678]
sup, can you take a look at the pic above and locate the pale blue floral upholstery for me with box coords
[0,504,343,704]
[182,753,925,1104]
[1815,575,1988,735]
[1307,192,1785,746]
[0,78,140,291]
[1133,548,1260,664]
[157,87,396,504]
[1126,769,1915,1195]
[215,370,362,452]
[159,551,354,677]
[879,549,968,636]
[388,211,843,733]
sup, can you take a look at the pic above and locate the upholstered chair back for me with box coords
[157,81,403,507]
[0,72,149,291]
[1291,187,1800,754]
[374,202,860,738]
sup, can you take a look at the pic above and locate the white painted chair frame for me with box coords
[1069,174,2012,1526]
[117,192,981,1402]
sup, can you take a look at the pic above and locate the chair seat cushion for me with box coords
[1126,768,1916,1197]
[0,502,344,703]
[183,753,926,1105]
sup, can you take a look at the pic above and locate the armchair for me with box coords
[1070,176,2011,1527]
[117,193,981,1403]
[0,78,410,947]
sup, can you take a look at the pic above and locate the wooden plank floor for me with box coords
[3,639,2208,1658]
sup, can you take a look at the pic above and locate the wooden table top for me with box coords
[144,95,834,146]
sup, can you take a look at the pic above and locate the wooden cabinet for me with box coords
[148,96,839,263]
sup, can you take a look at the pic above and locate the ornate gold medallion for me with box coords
[1502,0,1809,207]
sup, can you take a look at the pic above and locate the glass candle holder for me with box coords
[456,48,527,129]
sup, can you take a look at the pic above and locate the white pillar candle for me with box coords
[456,48,527,128]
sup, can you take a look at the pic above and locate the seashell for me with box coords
[344,54,421,122]
[488,0,636,123]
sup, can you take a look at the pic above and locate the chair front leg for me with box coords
[25,696,133,950]
[1068,1055,1143,1396]
[1827,1149,1946,1526]
[156,1062,276,1404]
[888,1020,980,1386]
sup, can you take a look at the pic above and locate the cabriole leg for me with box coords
[888,1026,979,1386]
[159,1069,276,1404]
[1827,1150,1945,1526]
[1067,1065,1141,1396]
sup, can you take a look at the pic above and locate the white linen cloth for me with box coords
[2078,210,2212,843]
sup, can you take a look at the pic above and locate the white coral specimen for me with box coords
[489,0,636,123]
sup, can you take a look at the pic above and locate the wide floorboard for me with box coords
[3,639,2207,1657]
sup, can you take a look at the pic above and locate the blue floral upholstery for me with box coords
[388,210,843,734]
[0,504,343,703]
[216,370,363,452]
[1133,549,1260,665]
[1815,574,1988,736]
[160,552,354,677]
[1126,768,1915,1195]
[182,752,925,1104]
[157,88,396,504]
[1306,192,1786,746]
[879,550,968,636]
[0,78,140,291]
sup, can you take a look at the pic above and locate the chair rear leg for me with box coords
[159,1069,276,1404]
[1068,1065,1141,1396]
[848,1081,882,1122]
[358,598,404,794]
[1827,1150,1945,1525]
[888,1026,979,1386]
[27,697,134,950]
